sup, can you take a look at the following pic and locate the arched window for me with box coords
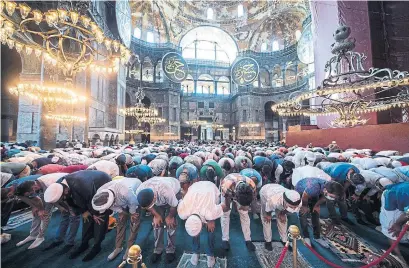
[197,74,214,94]
[261,42,267,52]
[237,4,244,17]
[295,30,302,41]
[207,8,214,20]
[272,41,279,51]
[142,57,153,82]
[180,26,238,63]
[147,31,154,43]
[182,75,194,93]
[218,76,230,95]
[133,28,141,39]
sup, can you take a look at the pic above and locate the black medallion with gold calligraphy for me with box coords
[161,52,189,83]
[231,57,259,86]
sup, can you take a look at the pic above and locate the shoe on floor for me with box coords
[375,226,382,232]
[357,219,368,225]
[69,244,89,259]
[166,252,176,263]
[190,253,199,266]
[314,238,330,248]
[108,247,123,261]
[151,253,162,263]
[221,240,230,250]
[207,256,216,268]
[246,241,255,251]
[16,236,36,247]
[1,233,11,244]
[82,246,101,262]
[43,241,63,251]
[122,248,129,260]
[304,238,311,246]
[253,213,260,220]
[341,218,355,225]
[264,242,273,251]
[28,237,45,249]
[281,241,292,251]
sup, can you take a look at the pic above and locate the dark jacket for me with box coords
[31,157,53,169]
[61,170,111,215]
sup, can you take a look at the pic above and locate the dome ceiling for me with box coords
[129,0,309,51]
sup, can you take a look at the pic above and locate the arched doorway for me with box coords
[264,101,281,142]
[104,134,109,146]
[141,123,151,143]
[92,134,101,145]
[109,134,115,146]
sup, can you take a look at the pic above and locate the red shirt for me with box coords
[60,165,88,173]
[38,164,65,174]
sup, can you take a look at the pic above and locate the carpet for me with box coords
[3,209,32,230]
[315,219,405,267]
[176,253,227,268]
[254,242,311,268]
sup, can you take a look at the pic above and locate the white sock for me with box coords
[108,247,123,261]
[16,236,36,247]
[190,253,199,266]
[207,256,216,268]
[28,237,45,249]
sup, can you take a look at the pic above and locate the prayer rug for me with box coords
[176,253,227,268]
[313,219,405,267]
[254,242,311,268]
[3,209,32,230]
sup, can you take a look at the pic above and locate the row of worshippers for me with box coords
[1,142,409,267]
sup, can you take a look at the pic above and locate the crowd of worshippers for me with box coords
[1,140,409,267]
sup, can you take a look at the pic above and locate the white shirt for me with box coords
[87,160,119,178]
[38,173,68,188]
[351,158,379,170]
[260,184,301,213]
[292,166,331,187]
[358,170,383,196]
[97,177,142,214]
[177,181,223,222]
[135,177,180,207]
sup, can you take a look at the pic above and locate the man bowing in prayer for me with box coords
[92,176,142,261]
[260,184,301,251]
[178,180,232,268]
[44,170,111,262]
[135,177,181,264]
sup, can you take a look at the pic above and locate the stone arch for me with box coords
[197,74,214,94]
[272,64,283,87]
[109,134,115,146]
[91,134,101,145]
[285,62,296,85]
[142,56,153,82]
[259,67,271,88]
[182,74,194,93]
[264,101,281,142]
[104,134,109,146]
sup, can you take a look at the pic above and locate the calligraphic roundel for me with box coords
[231,57,259,86]
[161,52,189,83]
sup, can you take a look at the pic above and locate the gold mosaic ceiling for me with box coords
[129,0,309,51]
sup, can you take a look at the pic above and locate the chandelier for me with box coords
[140,115,166,125]
[272,25,409,128]
[45,114,86,122]
[125,129,143,134]
[120,87,160,123]
[0,1,132,77]
[9,83,86,110]
[186,119,207,129]
[240,123,260,128]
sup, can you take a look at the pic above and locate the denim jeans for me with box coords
[299,197,321,239]
[326,197,348,221]
[192,227,215,256]
[55,211,80,245]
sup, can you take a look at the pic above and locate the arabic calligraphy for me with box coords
[162,52,188,83]
[232,58,259,86]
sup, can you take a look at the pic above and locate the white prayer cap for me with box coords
[92,189,114,213]
[44,183,63,203]
[305,151,316,165]
[379,177,393,187]
[185,215,202,237]
[332,141,337,144]
[283,190,301,212]
[391,161,402,168]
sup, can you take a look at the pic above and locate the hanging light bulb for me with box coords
[45,10,58,26]
[81,15,91,28]
[19,3,31,19]
[15,42,23,53]
[24,46,33,55]
[112,40,120,52]
[32,10,43,24]
[5,1,17,16]
[3,21,14,37]
[58,9,68,22]
[70,11,79,25]
[35,48,42,57]
[6,38,14,49]
[104,39,112,50]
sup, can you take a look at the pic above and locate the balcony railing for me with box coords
[131,37,180,50]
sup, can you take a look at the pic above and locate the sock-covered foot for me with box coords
[245,241,255,251]
[253,213,260,220]
[166,252,176,263]
[190,253,199,266]
[207,256,216,268]
[221,240,230,250]
[264,242,272,251]
[82,246,101,262]
[107,247,123,261]
[43,241,63,251]
[16,236,36,247]
[69,243,89,259]
[304,238,311,246]
[151,253,161,263]
[28,237,45,249]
